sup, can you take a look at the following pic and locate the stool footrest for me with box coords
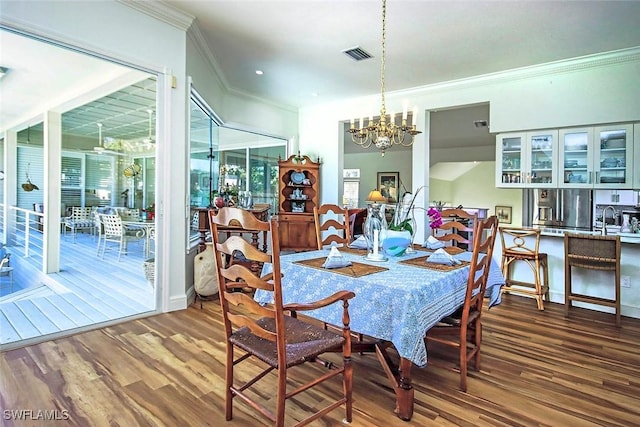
[567,293,617,308]
[504,279,548,289]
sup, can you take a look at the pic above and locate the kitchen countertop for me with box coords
[536,227,640,244]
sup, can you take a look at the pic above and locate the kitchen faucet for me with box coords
[602,205,618,235]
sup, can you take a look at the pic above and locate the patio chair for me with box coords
[209,207,355,426]
[33,202,45,231]
[425,215,499,392]
[0,246,13,294]
[100,214,143,260]
[64,207,95,241]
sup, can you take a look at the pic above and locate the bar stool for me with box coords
[564,233,621,326]
[499,227,549,310]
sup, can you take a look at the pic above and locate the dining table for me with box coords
[254,246,505,421]
[121,218,155,258]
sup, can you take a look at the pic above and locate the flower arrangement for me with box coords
[427,207,443,229]
[388,186,444,233]
[143,203,155,220]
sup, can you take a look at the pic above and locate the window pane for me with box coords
[249,146,284,213]
[85,154,112,207]
[343,181,359,208]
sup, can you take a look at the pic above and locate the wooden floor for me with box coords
[2,295,639,426]
[0,230,155,348]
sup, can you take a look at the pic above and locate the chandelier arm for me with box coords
[380,0,386,119]
[345,0,420,156]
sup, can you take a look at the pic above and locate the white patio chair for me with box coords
[100,214,143,260]
[64,207,95,241]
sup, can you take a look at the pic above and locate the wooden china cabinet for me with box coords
[277,153,320,251]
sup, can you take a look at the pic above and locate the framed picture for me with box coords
[377,172,399,203]
[495,205,512,224]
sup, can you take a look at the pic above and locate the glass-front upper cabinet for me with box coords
[526,130,558,187]
[594,124,633,188]
[559,124,633,188]
[496,130,558,188]
[496,133,525,187]
[559,127,593,188]
[634,123,640,189]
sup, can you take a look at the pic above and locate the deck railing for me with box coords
[4,205,44,270]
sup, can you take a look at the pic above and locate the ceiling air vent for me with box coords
[342,46,372,62]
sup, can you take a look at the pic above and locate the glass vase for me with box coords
[404,214,418,254]
[363,203,388,261]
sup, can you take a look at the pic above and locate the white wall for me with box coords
[447,162,523,226]
[344,149,412,207]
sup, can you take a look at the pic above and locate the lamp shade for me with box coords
[366,190,387,203]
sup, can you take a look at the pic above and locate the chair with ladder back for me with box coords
[425,215,499,392]
[209,207,356,427]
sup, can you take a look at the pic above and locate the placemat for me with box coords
[341,246,368,255]
[399,255,470,272]
[421,246,466,255]
[294,257,388,277]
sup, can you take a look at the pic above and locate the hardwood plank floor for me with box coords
[2,295,639,426]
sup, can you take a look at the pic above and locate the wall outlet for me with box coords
[621,276,631,288]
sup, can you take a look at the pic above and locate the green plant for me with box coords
[389,186,424,234]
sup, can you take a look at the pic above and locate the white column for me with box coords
[43,111,62,273]
[2,130,18,245]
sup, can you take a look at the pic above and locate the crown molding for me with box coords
[118,0,194,31]
[186,22,229,93]
[398,46,640,97]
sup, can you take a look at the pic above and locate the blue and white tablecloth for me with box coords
[254,249,504,367]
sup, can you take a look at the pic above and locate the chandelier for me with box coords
[347,0,421,157]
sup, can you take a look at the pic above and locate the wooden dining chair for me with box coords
[348,208,367,241]
[432,208,478,249]
[425,214,499,392]
[313,204,351,249]
[209,207,356,427]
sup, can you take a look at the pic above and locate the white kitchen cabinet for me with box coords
[496,130,558,188]
[496,132,525,187]
[634,123,640,189]
[558,123,634,189]
[525,130,558,187]
[594,189,637,205]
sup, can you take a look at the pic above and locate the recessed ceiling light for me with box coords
[255,70,263,75]
[311,92,319,97]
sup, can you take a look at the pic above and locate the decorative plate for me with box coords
[291,171,305,185]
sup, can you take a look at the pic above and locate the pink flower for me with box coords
[427,207,443,229]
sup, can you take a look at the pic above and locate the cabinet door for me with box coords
[634,123,640,189]
[526,130,558,188]
[496,133,525,187]
[559,128,594,188]
[278,214,317,251]
[594,124,633,189]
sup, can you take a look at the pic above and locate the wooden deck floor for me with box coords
[1,296,638,426]
[0,230,156,349]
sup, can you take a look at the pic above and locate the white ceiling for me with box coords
[163,0,640,108]
[1,1,639,147]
